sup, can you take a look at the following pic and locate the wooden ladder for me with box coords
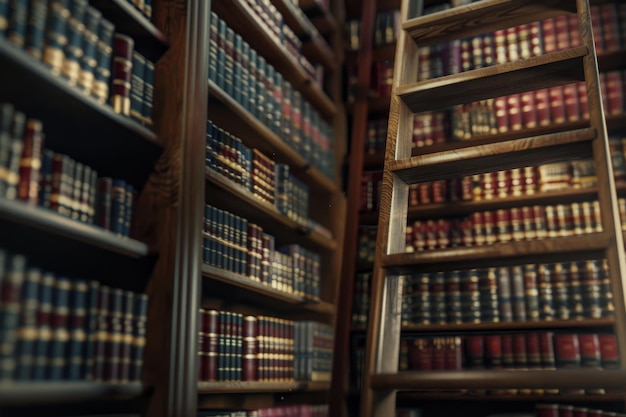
[359,1,626,416]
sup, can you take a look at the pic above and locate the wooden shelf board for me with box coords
[197,381,330,394]
[0,39,162,191]
[396,392,626,402]
[208,81,337,194]
[213,0,336,118]
[398,47,588,113]
[0,198,154,291]
[403,0,576,47]
[0,382,145,407]
[407,187,599,220]
[271,0,336,69]
[88,0,168,62]
[371,370,626,391]
[400,317,616,333]
[205,169,337,252]
[392,127,595,184]
[382,233,610,273]
[352,318,614,334]
[299,0,338,35]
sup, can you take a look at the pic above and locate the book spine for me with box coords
[111,179,126,236]
[24,0,47,60]
[92,284,109,381]
[142,60,155,126]
[83,280,99,380]
[65,279,87,380]
[43,0,70,75]
[0,0,8,36]
[48,276,70,380]
[18,118,44,205]
[111,33,134,115]
[118,290,134,383]
[0,252,26,380]
[104,287,123,382]
[78,6,100,96]
[61,0,87,85]
[130,293,148,383]
[15,266,41,380]
[130,51,146,124]
[38,148,54,210]
[7,0,28,48]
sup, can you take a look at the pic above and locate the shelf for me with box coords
[403,0,576,47]
[351,317,615,334]
[382,233,610,273]
[400,317,616,333]
[0,382,145,407]
[208,81,337,194]
[88,0,168,62]
[0,198,154,291]
[271,0,336,70]
[201,264,335,318]
[398,47,587,113]
[299,0,338,35]
[212,0,336,119]
[205,169,337,252]
[396,392,626,403]
[392,127,596,184]
[371,370,626,391]
[0,40,163,191]
[198,381,330,394]
[407,187,599,220]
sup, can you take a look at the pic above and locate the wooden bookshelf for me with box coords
[198,381,331,394]
[0,39,163,190]
[212,0,336,118]
[207,80,337,194]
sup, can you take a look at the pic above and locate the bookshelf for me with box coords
[0,0,170,416]
[358,0,626,417]
[199,0,347,415]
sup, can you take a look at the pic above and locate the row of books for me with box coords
[0,249,148,382]
[536,404,626,417]
[344,9,401,51]
[352,271,371,327]
[400,261,614,326]
[356,225,376,264]
[203,204,321,300]
[0,103,135,237]
[1,0,155,128]
[198,405,329,417]
[352,331,619,392]
[406,201,603,252]
[204,204,321,300]
[208,12,335,181]
[206,120,310,227]
[417,4,625,81]
[411,72,624,148]
[197,309,333,382]
[241,0,320,83]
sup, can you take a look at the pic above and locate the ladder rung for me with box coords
[382,233,610,273]
[390,127,596,184]
[371,370,626,390]
[398,47,588,113]
[403,0,576,47]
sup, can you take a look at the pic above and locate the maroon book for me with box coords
[431,338,446,370]
[111,33,135,116]
[534,89,551,127]
[408,338,432,371]
[465,335,484,369]
[18,119,44,205]
[445,337,462,370]
[206,309,219,381]
[484,334,502,369]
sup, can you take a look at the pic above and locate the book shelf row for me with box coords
[198,404,330,417]
[0,248,148,384]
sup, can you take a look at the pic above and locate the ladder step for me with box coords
[390,127,596,183]
[404,0,576,47]
[370,369,626,390]
[381,233,609,273]
[398,47,588,113]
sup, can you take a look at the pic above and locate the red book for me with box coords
[501,334,514,369]
[18,119,44,205]
[506,27,519,62]
[554,15,570,51]
[567,14,581,48]
[206,309,219,381]
[494,96,509,133]
[562,83,580,122]
[541,18,557,53]
[534,89,551,126]
[598,334,619,369]
[529,22,542,57]
[506,94,522,131]
[590,5,604,53]
[445,337,462,370]
[577,82,589,119]
[465,335,484,369]
[600,5,620,51]
[494,29,507,65]
[484,334,502,369]
[242,315,257,381]
[605,71,624,115]
[548,86,566,125]
[408,338,432,370]
[520,91,537,129]
[536,404,560,417]
[554,333,581,368]
[111,33,135,116]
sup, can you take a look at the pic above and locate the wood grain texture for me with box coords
[403,0,575,47]
[212,0,336,118]
[382,233,610,273]
[140,1,209,416]
[399,47,587,112]
[371,370,626,390]
[197,381,330,393]
[392,128,595,183]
